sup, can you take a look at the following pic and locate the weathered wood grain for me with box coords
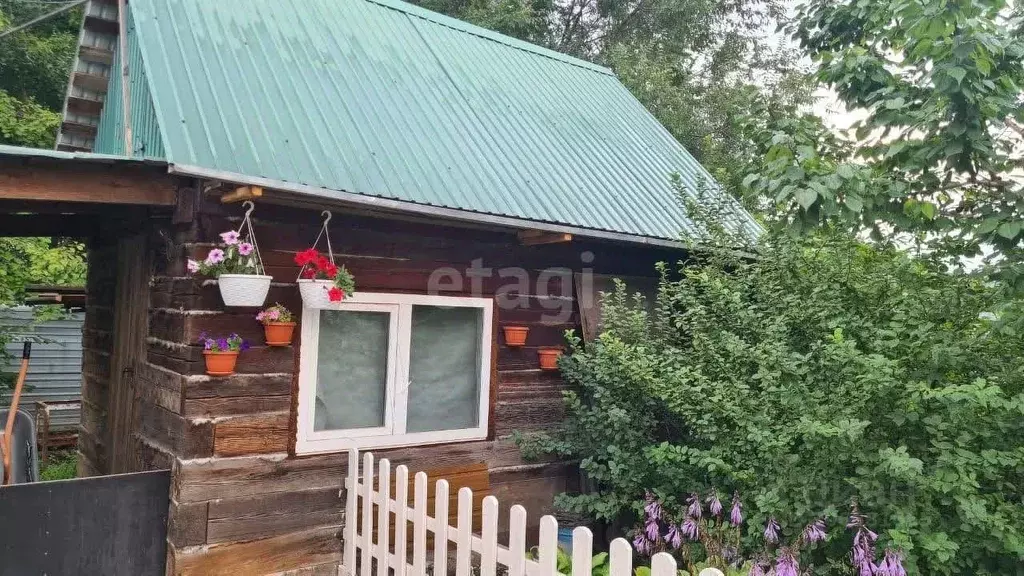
[167,499,209,548]
[213,412,290,456]
[170,526,341,576]
[206,487,343,544]
[184,394,291,418]
[0,162,175,205]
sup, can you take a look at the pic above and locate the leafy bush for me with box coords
[519,230,1024,575]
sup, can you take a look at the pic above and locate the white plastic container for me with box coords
[217,274,273,307]
[297,279,336,308]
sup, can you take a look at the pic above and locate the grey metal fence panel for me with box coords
[0,307,84,430]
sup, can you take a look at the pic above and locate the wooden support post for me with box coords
[220,185,263,204]
[517,230,573,246]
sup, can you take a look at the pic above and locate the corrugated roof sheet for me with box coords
[126,0,759,242]
[0,144,163,164]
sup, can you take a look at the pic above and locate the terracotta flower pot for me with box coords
[503,326,529,347]
[203,350,239,376]
[537,347,563,371]
[263,322,296,346]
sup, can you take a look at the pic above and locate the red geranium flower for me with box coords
[324,263,339,279]
[300,267,317,279]
[327,287,344,302]
[294,248,319,266]
[315,255,331,271]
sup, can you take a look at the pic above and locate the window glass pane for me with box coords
[407,305,483,433]
[315,310,390,431]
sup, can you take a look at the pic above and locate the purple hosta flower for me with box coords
[632,533,652,556]
[205,248,225,265]
[686,493,702,519]
[707,491,723,517]
[729,493,743,526]
[875,548,907,576]
[644,518,660,541]
[643,491,662,522]
[764,517,780,544]
[851,528,877,576]
[665,523,683,549]
[748,562,767,576]
[187,259,200,274]
[220,230,240,245]
[680,517,700,540]
[775,548,799,576]
[238,242,254,256]
[802,518,826,544]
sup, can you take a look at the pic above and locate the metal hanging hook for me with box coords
[321,210,332,226]
[242,200,256,219]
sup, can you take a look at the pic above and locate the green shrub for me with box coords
[518,231,1024,575]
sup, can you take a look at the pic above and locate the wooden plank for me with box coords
[207,486,343,544]
[171,526,341,576]
[220,185,263,203]
[518,230,573,246]
[184,394,291,418]
[135,400,214,459]
[0,163,175,205]
[167,500,209,548]
[213,412,290,456]
[0,470,170,576]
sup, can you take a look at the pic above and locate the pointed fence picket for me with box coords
[340,449,681,576]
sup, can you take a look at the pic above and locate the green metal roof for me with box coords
[104,0,759,242]
[0,144,162,165]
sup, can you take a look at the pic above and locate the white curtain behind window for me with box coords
[315,310,389,431]
[407,305,482,432]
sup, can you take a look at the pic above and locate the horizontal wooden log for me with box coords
[185,394,291,418]
[170,526,341,576]
[133,434,175,472]
[173,439,537,503]
[494,399,565,436]
[0,162,175,205]
[135,400,214,459]
[167,499,209,548]
[206,486,343,544]
[185,372,293,399]
[214,412,290,456]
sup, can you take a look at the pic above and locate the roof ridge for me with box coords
[362,0,615,76]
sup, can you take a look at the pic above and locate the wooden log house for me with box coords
[2,0,759,573]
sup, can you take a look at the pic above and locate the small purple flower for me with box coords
[680,517,699,540]
[632,533,652,555]
[643,491,662,522]
[802,518,826,543]
[216,338,229,350]
[686,493,702,519]
[749,562,767,576]
[707,491,723,517]
[240,339,251,351]
[202,338,214,351]
[729,494,743,526]
[775,548,799,576]
[875,548,907,576]
[220,230,240,245]
[644,519,660,541]
[764,517,780,544]
[187,259,200,274]
[206,248,225,265]
[238,242,254,256]
[851,528,877,576]
[665,524,682,549]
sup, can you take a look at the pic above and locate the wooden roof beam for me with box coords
[518,229,573,246]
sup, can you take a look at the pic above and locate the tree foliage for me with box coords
[520,230,1024,574]
[0,238,87,304]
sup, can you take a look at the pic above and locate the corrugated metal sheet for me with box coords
[0,144,163,164]
[94,4,165,159]
[126,0,759,242]
[1,309,84,431]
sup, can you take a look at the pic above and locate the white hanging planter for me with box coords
[218,274,273,307]
[298,279,336,308]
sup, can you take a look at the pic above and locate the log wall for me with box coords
[146,192,679,575]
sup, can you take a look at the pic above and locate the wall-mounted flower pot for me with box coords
[298,279,336,308]
[263,322,296,347]
[203,350,239,377]
[218,274,273,307]
[538,347,563,371]
[503,326,530,347]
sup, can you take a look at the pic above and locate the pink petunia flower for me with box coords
[238,242,254,256]
[206,248,225,264]
[187,259,200,274]
[220,230,240,245]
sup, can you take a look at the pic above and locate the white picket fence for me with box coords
[341,450,694,576]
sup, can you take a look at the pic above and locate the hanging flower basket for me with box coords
[257,303,296,347]
[295,211,356,307]
[187,201,273,308]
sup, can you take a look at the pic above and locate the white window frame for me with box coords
[296,292,493,455]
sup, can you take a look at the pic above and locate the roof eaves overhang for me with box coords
[167,163,692,251]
